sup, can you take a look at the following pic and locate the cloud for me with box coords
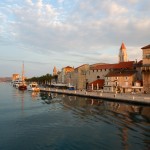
[0,0,149,74]
[26,0,33,6]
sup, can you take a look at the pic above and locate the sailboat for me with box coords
[18,62,27,90]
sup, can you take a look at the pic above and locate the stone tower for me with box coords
[53,66,57,76]
[119,42,128,62]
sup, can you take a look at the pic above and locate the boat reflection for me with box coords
[39,92,61,104]
[31,91,39,100]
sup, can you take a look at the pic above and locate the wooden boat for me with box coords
[18,62,27,90]
[19,84,27,90]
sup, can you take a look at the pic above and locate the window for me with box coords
[97,76,100,79]
[146,54,150,59]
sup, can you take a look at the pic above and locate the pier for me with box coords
[40,88,150,105]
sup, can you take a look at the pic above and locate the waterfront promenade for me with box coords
[40,88,150,105]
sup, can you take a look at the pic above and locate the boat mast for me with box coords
[22,61,24,82]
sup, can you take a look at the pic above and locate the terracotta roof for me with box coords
[120,42,126,50]
[137,60,142,64]
[64,66,73,69]
[89,79,104,87]
[106,71,136,77]
[141,44,150,49]
[91,61,134,70]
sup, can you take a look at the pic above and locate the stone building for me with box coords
[67,64,89,90]
[104,70,137,93]
[141,44,150,93]
[57,66,74,83]
[12,74,20,81]
[86,61,135,85]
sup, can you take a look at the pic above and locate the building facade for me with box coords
[86,61,135,87]
[12,74,20,81]
[104,71,136,93]
[67,64,89,90]
[57,66,74,83]
[141,44,150,93]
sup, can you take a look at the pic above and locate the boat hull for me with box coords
[19,85,27,90]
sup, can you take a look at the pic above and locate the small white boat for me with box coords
[28,82,40,92]
[12,80,23,88]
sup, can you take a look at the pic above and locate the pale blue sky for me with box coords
[0,0,150,77]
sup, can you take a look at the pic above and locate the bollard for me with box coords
[85,92,87,95]
[133,96,134,100]
[75,91,76,94]
[100,93,102,96]
[114,94,116,98]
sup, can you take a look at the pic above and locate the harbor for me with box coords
[0,1,150,149]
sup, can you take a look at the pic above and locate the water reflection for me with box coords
[39,92,150,122]
[0,84,150,150]
[40,92,62,104]
[31,91,40,100]
[38,92,150,150]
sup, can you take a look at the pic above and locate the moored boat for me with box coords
[18,62,27,91]
[27,82,40,92]
[18,84,27,90]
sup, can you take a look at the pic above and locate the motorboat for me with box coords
[28,82,40,92]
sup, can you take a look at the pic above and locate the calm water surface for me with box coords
[0,83,150,150]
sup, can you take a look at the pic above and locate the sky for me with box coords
[0,0,150,77]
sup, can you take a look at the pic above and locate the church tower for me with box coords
[119,42,128,62]
[53,66,57,76]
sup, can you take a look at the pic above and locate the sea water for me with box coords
[0,83,149,150]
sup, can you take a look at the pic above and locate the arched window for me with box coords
[97,76,100,79]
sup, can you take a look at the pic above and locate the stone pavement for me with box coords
[40,88,150,105]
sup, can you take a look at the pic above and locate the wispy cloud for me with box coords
[0,0,149,76]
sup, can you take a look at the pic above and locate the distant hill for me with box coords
[0,77,12,82]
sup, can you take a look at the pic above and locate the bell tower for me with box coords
[53,66,57,76]
[119,42,128,62]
